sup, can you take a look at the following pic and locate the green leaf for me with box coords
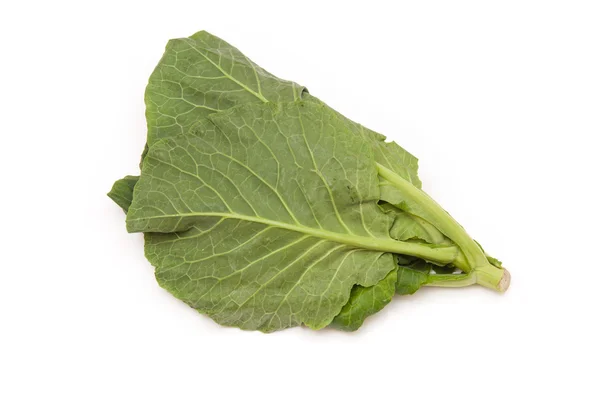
[304,94,421,188]
[109,31,310,212]
[396,259,432,295]
[329,205,453,330]
[380,203,447,244]
[330,267,398,331]
[361,126,422,189]
[327,202,450,331]
[145,30,306,146]
[110,31,423,214]
[107,175,138,212]
[127,101,457,331]
[109,31,510,331]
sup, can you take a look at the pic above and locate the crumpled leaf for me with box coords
[395,258,433,295]
[326,201,450,330]
[379,204,446,244]
[330,266,398,331]
[333,255,441,331]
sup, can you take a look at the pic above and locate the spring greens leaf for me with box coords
[109,31,422,216]
[110,30,510,332]
[107,175,138,212]
[127,101,459,331]
[109,30,437,331]
[145,31,306,145]
[330,266,398,331]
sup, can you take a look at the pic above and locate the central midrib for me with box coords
[128,211,458,264]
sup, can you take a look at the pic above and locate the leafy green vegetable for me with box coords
[127,101,458,331]
[109,31,311,212]
[110,30,510,332]
[108,31,422,218]
[331,266,398,331]
[108,175,138,213]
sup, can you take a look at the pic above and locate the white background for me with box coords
[1,1,599,399]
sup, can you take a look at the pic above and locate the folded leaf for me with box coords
[396,259,432,295]
[107,175,138,212]
[332,256,441,330]
[330,266,398,331]
[383,206,447,244]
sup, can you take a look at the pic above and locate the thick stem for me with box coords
[376,163,510,292]
[475,264,511,292]
[426,273,476,287]
[426,263,510,292]
[377,163,484,268]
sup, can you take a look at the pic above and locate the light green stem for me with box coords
[376,163,510,292]
[426,273,476,287]
[426,267,510,292]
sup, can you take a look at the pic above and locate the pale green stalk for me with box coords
[376,163,510,292]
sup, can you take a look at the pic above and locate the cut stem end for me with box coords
[474,264,511,293]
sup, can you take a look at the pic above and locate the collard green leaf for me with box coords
[109,32,311,212]
[109,31,423,217]
[330,267,398,331]
[127,101,421,332]
[360,125,422,189]
[327,203,451,330]
[109,31,512,331]
[107,175,138,212]
[396,260,432,295]
[304,94,421,188]
[145,30,306,146]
